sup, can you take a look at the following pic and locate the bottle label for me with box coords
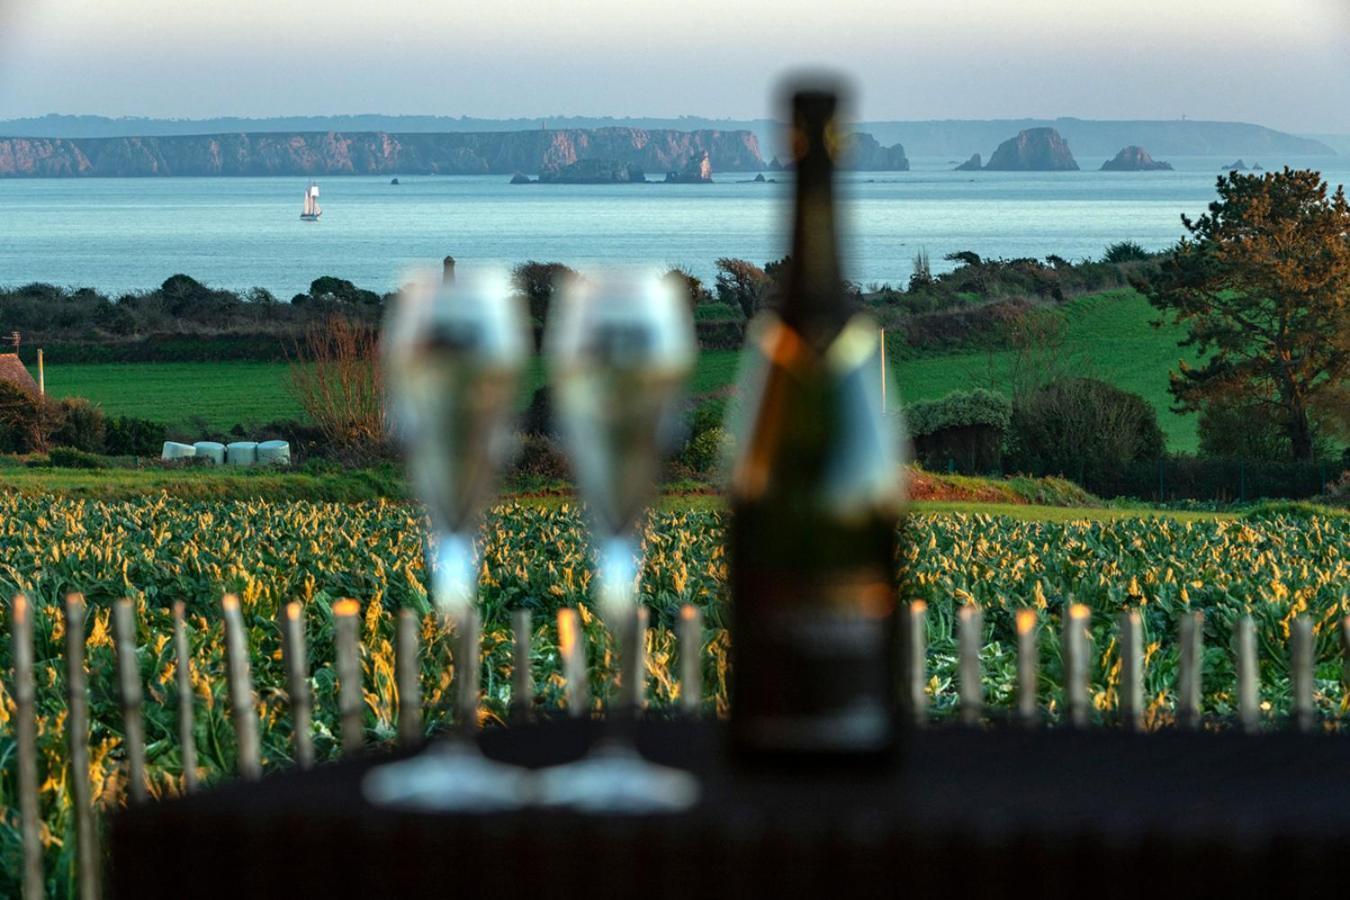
[732,568,896,753]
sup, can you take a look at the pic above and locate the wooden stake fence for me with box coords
[64,593,100,900]
[222,594,261,780]
[10,592,1350,899]
[901,601,927,727]
[558,608,588,717]
[1177,611,1204,730]
[957,606,983,726]
[457,608,482,732]
[1291,617,1314,733]
[398,608,424,742]
[678,605,703,716]
[633,605,650,712]
[12,595,43,900]
[1062,603,1090,728]
[509,610,532,723]
[281,602,315,768]
[112,598,147,804]
[1235,615,1259,734]
[1015,608,1037,728]
[333,599,364,755]
[171,602,199,794]
[1119,610,1143,732]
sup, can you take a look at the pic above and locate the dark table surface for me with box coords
[111,720,1350,900]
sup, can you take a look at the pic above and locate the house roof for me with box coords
[0,354,38,394]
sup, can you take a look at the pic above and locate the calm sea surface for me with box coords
[1,156,1345,298]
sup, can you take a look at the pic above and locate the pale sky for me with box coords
[1,0,1347,132]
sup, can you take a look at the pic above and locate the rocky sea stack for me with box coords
[984,128,1079,171]
[537,159,646,184]
[844,134,910,171]
[1100,146,1173,171]
[954,153,982,171]
[665,151,713,183]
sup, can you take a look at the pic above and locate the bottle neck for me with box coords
[780,130,847,352]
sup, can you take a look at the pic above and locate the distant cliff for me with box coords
[5,114,1334,159]
[984,128,1079,171]
[0,128,766,177]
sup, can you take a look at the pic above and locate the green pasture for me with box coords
[43,289,1199,448]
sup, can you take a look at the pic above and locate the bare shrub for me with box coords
[0,381,50,453]
[288,315,388,458]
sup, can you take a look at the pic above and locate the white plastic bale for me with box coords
[161,442,197,460]
[226,442,258,466]
[256,440,292,466]
[192,442,225,465]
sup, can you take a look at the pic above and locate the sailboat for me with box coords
[301,182,322,221]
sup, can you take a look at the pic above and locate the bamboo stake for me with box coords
[1119,610,1143,732]
[1015,608,1038,728]
[281,602,314,768]
[957,606,983,726]
[1062,603,1090,728]
[510,609,532,723]
[456,608,482,732]
[1291,616,1314,733]
[678,605,702,716]
[1235,615,1259,734]
[631,605,650,712]
[171,602,198,793]
[333,599,363,755]
[558,608,588,717]
[902,601,928,727]
[64,593,100,900]
[221,594,261,780]
[112,598,147,804]
[12,596,43,900]
[1177,611,1204,730]
[397,608,423,743]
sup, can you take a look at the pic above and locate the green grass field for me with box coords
[45,289,1200,448]
[47,360,306,428]
[889,289,1199,450]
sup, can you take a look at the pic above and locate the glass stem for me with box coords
[597,533,641,732]
[430,531,480,741]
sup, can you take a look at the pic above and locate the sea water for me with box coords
[1,156,1345,298]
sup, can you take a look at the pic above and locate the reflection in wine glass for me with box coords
[534,269,701,813]
[362,269,534,811]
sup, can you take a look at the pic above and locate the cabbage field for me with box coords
[0,493,1347,895]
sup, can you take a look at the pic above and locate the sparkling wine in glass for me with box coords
[363,268,534,811]
[534,269,701,813]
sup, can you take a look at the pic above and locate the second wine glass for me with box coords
[535,269,701,813]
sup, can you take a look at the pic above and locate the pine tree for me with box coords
[1140,168,1350,461]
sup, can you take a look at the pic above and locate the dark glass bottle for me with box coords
[728,87,904,762]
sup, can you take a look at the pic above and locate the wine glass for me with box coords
[534,269,701,813]
[362,268,534,811]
